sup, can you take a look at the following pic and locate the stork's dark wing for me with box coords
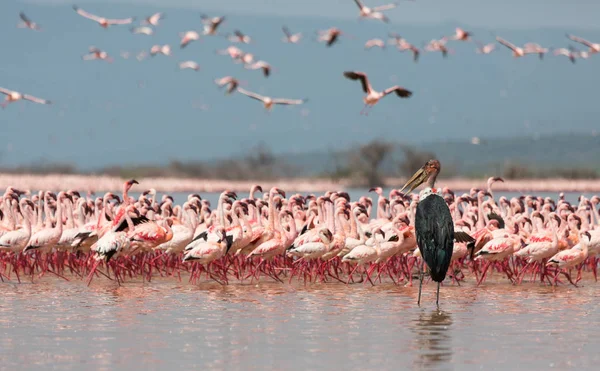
[415,194,455,282]
[454,231,475,243]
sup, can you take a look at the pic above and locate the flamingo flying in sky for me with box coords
[82,47,113,62]
[566,34,600,54]
[282,26,302,43]
[389,34,420,61]
[18,12,41,31]
[179,61,200,71]
[180,31,201,48]
[73,5,134,28]
[365,39,386,50]
[317,27,346,47]
[214,76,241,95]
[236,87,307,111]
[343,71,412,115]
[475,41,495,54]
[201,14,225,35]
[228,30,252,44]
[142,12,165,26]
[353,0,399,23]
[451,27,472,41]
[0,87,52,108]
[496,36,536,58]
[150,44,171,56]
[130,26,153,35]
[553,46,586,63]
[425,37,451,57]
[244,61,273,77]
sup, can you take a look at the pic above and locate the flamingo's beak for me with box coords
[401,215,410,225]
[12,188,27,196]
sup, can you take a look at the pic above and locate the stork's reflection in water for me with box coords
[411,310,453,370]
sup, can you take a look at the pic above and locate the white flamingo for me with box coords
[82,47,113,62]
[425,37,451,57]
[496,36,537,58]
[244,61,272,77]
[237,87,307,112]
[228,30,251,44]
[0,87,51,108]
[130,26,153,35]
[24,192,71,252]
[364,39,386,50]
[566,34,600,54]
[200,14,225,35]
[150,44,171,56]
[73,6,134,28]
[0,200,34,253]
[142,12,165,26]
[216,46,243,60]
[451,27,472,41]
[475,41,495,54]
[353,0,399,23]
[214,76,240,95]
[282,26,302,43]
[553,46,580,63]
[179,61,200,71]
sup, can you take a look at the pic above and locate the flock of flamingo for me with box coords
[5,2,599,113]
[2,2,599,288]
[0,175,598,288]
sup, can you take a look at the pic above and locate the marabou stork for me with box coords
[400,159,454,307]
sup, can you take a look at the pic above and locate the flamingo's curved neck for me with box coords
[217,195,226,227]
[268,191,276,230]
[55,197,64,235]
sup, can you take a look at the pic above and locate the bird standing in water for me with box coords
[400,159,454,307]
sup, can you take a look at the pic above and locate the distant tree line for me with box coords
[0,141,597,182]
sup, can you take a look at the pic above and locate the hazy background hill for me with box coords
[226,133,600,178]
[2,0,599,175]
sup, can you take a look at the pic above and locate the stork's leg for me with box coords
[417,258,425,306]
[436,282,440,308]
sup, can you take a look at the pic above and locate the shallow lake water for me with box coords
[1,277,599,370]
[2,190,598,370]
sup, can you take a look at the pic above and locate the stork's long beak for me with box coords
[399,165,429,194]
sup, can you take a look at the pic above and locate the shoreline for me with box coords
[1,174,600,193]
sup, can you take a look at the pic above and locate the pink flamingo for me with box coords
[547,231,591,286]
[18,12,41,31]
[343,71,412,115]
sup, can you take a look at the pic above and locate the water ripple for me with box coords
[1,278,600,370]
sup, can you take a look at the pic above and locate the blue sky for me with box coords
[2,0,600,169]
[26,0,600,29]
